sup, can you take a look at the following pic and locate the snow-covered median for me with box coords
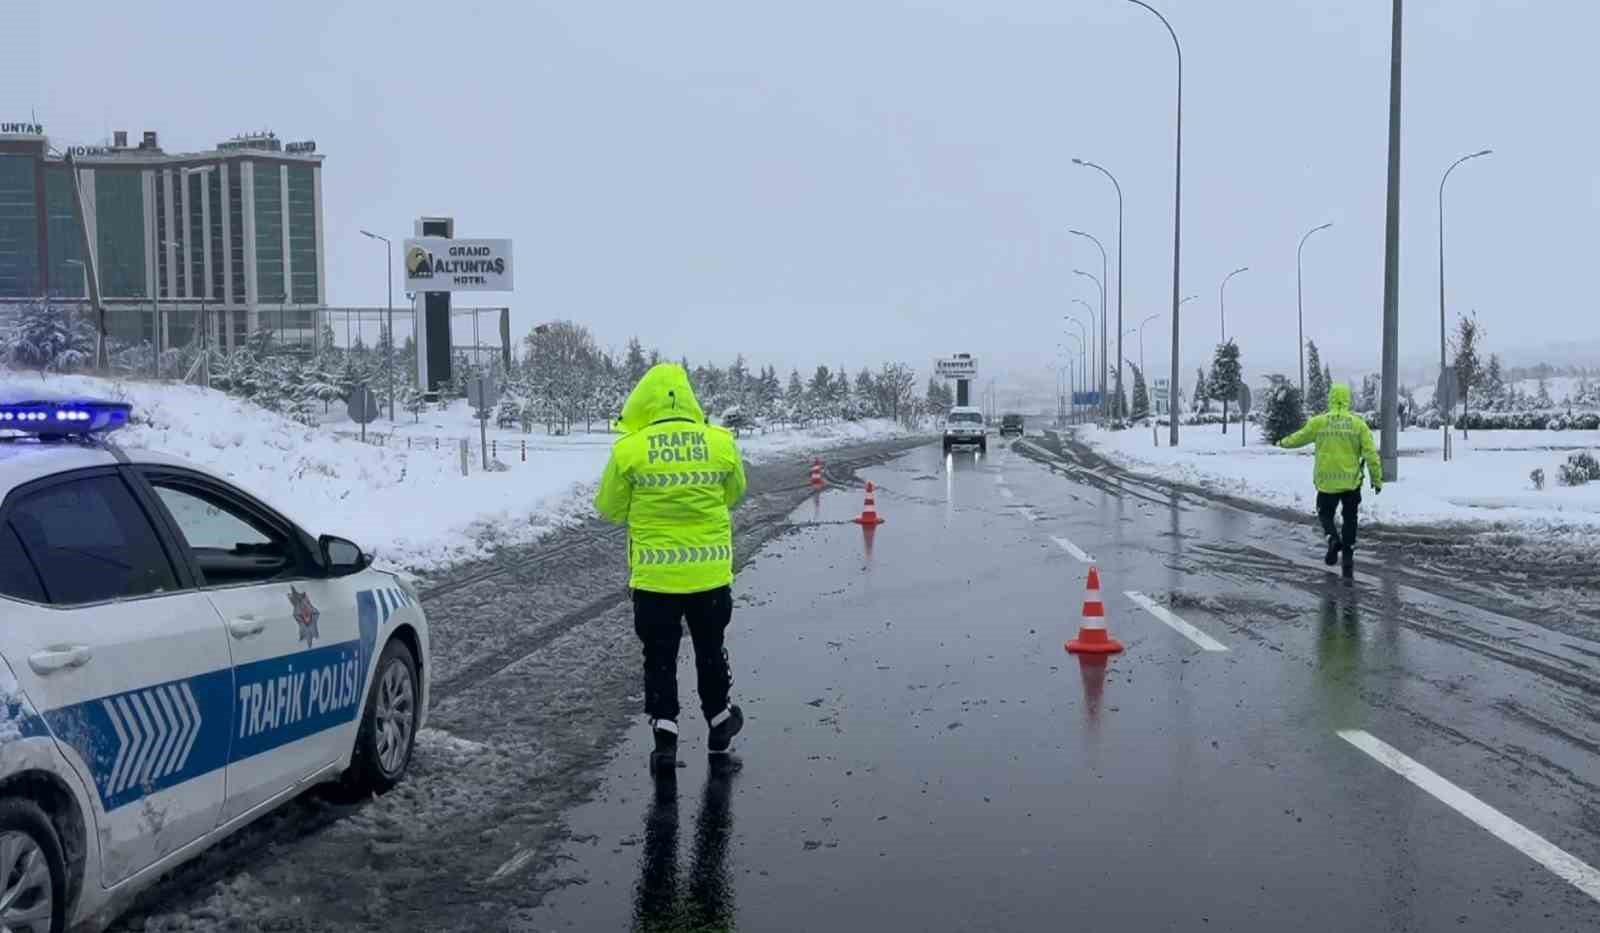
[1083,423,1600,535]
[10,375,921,573]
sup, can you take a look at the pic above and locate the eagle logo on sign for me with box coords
[405,245,433,280]
[288,586,320,647]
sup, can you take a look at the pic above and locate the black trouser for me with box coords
[1316,489,1362,548]
[634,586,734,723]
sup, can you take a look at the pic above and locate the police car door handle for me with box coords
[227,617,266,639]
[28,645,92,676]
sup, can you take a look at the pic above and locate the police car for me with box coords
[0,392,429,932]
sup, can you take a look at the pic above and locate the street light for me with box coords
[1066,304,1093,416]
[1074,269,1105,416]
[1063,333,1086,423]
[1072,160,1125,426]
[1125,0,1183,447]
[1069,296,1098,411]
[1136,313,1161,377]
[1296,222,1333,397]
[1219,266,1248,343]
[360,230,396,421]
[1438,149,1492,406]
[1068,228,1110,417]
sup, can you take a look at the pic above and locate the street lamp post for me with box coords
[1074,269,1106,416]
[1125,0,1183,446]
[1067,306,1093,419]
[1068,229,1109,417]
[1137,313,1161,379]
[1073,161,1125,429]
[1063,333,1085,424]
[1296,222,1333,397]
[1438,149,1492,417]
[1219,266,1248,343]
[360,230,396,421]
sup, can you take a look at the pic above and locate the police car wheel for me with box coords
[0,798,67,933]
[346,640,420,794]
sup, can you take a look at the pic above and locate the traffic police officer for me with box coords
[595,364,748,774]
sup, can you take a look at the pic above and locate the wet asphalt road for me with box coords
[525,434,1600,933]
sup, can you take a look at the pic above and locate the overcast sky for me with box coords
[11,1,1599,397]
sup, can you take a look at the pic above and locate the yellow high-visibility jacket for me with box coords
[1279,383,1384,494]
[594,364,748,593]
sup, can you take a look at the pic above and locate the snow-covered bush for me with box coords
[1530,468,1546,491]
[1261,383,1306,445]
[1558,452,1600,487]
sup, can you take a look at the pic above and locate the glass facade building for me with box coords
[0,128,324,351]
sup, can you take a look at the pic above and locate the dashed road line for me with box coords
[1124,591,1229,652]
[1050,535,1094,563]
[1338,729,1600,905]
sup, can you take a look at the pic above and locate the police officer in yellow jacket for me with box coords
[595,364,748,774]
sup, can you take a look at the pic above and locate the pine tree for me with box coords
[623,337,650,385]
[1304,341,1329,413]
[1482,354,1506,411]
[1358,374,1380,412]
[7,302,94,374]
[1209,342,1243,431]
[1130,362,1150,420]
[401,384,427,423]
[1451,311,1483,430]
[785,370,806,424]
[1536,375,1554,409]
[1262,382,1307,445]
[1195,368,1212,414]
[856,368,877,417]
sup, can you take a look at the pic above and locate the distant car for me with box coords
[1000,414,1025,437]
[943,406,987,454]
[0,392,429,932]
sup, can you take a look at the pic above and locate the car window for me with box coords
[152,481,296,586]
[949,412,982,423]
[0,521,47,603]
[8,475,180,605]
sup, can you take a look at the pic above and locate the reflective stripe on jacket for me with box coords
[1279,383,1384,493]
[593,364,748,593]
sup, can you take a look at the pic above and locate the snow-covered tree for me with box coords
[401,384,427,423]
[1536,376,1554,409]
[1481,354,1507,411]
[1209,342,1243,430]
[1129,361,1150,420]
[1358,374,1380,413]
[6,302,94,374]
[1451,312,1483,429]
[1304,341,1329,413]
[623,337,650,386]
[1194,368,1212,414]
[1261,382,1306,445]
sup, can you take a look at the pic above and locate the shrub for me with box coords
[1530,468,1545,491]
[1557,452,1600,487]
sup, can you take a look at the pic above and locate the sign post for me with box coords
[1236,383,1253,448]
[347,384,379,443]
[1435,366,1459,462]
[468,375,502,472]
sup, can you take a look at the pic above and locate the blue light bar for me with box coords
[0,398,131,435]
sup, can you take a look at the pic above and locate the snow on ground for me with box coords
[7,374,921,573]
[1085,422,1600,536]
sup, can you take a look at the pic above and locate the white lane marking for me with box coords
[1338,729,1600,904]
[1050,536,1093,562]
[487,846,539,883]
[998,487,1015,499]
[1124,591,1229,652]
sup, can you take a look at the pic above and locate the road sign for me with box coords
[935,355,979,380]
[347,385,379,425]
[467,375,501,413]
[1435,366,1459,416]
[1072,391,1103,407]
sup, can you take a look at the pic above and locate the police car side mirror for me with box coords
[319,535,370,577]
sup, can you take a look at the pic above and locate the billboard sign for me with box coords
[404,238,514,292]
[934,355,978,380]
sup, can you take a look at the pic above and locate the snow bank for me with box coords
[1084,423,1600,536]
[6,374,921,574]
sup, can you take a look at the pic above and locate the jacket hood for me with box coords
[1328,383,1352,412]
[616,364,706,433]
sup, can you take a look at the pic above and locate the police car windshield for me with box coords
[949,412,982,424]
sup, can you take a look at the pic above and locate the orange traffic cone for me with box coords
[1066,566,1123,654]
[810,458,824,488]
[852,481,886,525]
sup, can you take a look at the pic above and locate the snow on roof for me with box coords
[0,442,118,497]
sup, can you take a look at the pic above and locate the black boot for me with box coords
[650,720,679,777]
[1324,534,1341,566]
[1341,546,1355,579]
[707,705,744,755]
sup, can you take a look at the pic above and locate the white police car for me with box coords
[0,393,429,932]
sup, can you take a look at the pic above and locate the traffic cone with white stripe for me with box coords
[852,481,885,525]
[810,458,824,488]
[1066,566,1123,654]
